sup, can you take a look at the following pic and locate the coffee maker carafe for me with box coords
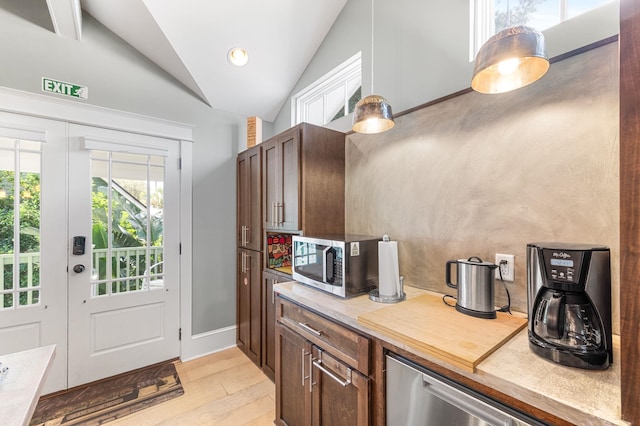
[526,243,612,369]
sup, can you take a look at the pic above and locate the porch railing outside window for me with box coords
[1,245,164,308]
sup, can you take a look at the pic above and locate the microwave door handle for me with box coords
[322,247,336,284]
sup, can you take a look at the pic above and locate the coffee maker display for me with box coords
[526,243,612,370]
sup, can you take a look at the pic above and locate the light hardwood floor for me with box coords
[109,346,275,426]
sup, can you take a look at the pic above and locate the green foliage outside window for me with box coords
[495,0,544,32]
[91,178,163,294]
[0,170,41,307]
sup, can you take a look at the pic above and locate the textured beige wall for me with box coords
[346,42,620,333]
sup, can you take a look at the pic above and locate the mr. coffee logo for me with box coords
[552,251,571,259]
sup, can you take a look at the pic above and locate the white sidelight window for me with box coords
[0,133,45,309]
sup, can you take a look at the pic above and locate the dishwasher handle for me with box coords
[421,373,518,426]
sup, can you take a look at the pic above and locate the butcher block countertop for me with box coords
[359,292,527,372]
[275,281,624,426]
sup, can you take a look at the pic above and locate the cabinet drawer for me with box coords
[277,298,369,374]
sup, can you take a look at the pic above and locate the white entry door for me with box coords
[67,124,180,387]
[0,112,68,394]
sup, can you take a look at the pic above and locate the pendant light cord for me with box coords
[371,0,375,94]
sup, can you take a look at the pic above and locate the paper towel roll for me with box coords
[378,236,400,297]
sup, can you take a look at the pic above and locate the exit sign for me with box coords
[42,77,88,99]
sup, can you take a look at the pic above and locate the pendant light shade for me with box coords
[352,94,395,134]
[352,0,394,134]
[471,26,549,94]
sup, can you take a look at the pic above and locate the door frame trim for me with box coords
[0,85,196,365]
[0,86,193,142]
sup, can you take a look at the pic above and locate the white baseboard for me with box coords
[180,325,237,362]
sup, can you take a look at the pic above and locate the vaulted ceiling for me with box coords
[41,0,349,121]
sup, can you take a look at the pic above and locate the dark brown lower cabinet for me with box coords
[276,324,312,426]
[276,297,371,426]
[262,270,287,380]
[236,248,262,366]
[311,346,369,426]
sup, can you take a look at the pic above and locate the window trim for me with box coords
[291,51,362,127]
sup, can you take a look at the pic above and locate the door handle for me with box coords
[271,202,277,227]
[73,264,86,273]
[272,280,276,304]
[301,349,310,387]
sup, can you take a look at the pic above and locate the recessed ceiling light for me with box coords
[228,47,249,66]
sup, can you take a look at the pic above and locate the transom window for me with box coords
[471,0,614,60]
[292,52,362,127]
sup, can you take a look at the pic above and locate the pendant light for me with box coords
[471,25,549,94]
[352,0,394,134]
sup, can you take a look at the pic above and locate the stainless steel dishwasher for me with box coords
[386,354,546,425]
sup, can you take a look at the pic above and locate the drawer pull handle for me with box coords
[298,322,323,336]
[313,359,352,387]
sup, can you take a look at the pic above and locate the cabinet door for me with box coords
[247,250,262,365]
[236,249,249,352]
[276,323,312,426]
[237,248,262,366]
[263,138,279,229]
[279,127,300,230]
[237,147,262,250]
[246,147,262,251]
[262,271,283,380]
[236,152,249,247]
[262,128,300,230]
[311,346,370,426]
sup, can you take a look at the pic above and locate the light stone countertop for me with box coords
[0,344,56,426]
[274,281,625,426]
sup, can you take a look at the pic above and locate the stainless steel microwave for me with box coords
[292,234,380,298]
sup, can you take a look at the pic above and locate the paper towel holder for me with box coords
[369,276,406,303]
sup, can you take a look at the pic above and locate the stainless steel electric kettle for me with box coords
[446,256,498,319]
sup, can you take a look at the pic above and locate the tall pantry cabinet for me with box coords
[236,145,262,365]
[236,122,346,379]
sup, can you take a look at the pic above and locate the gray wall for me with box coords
[346,42,620,333]
[272,0,619,133]
[0,5,243,335]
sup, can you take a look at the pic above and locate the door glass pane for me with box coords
[19,151,41,306]
[0,140,41,309]
[90,151,165,297]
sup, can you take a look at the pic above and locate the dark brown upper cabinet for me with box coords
[237,145,262,251]
[261,123,345,235]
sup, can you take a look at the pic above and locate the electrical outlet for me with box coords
[495,254,515,281]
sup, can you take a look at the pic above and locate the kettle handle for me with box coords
[445,260,457,288]
[467,256,483,263]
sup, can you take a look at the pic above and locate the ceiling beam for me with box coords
[46,0,82,40]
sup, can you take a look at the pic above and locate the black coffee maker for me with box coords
[526,243,612,369]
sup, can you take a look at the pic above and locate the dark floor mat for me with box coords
[30,361,184,426]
